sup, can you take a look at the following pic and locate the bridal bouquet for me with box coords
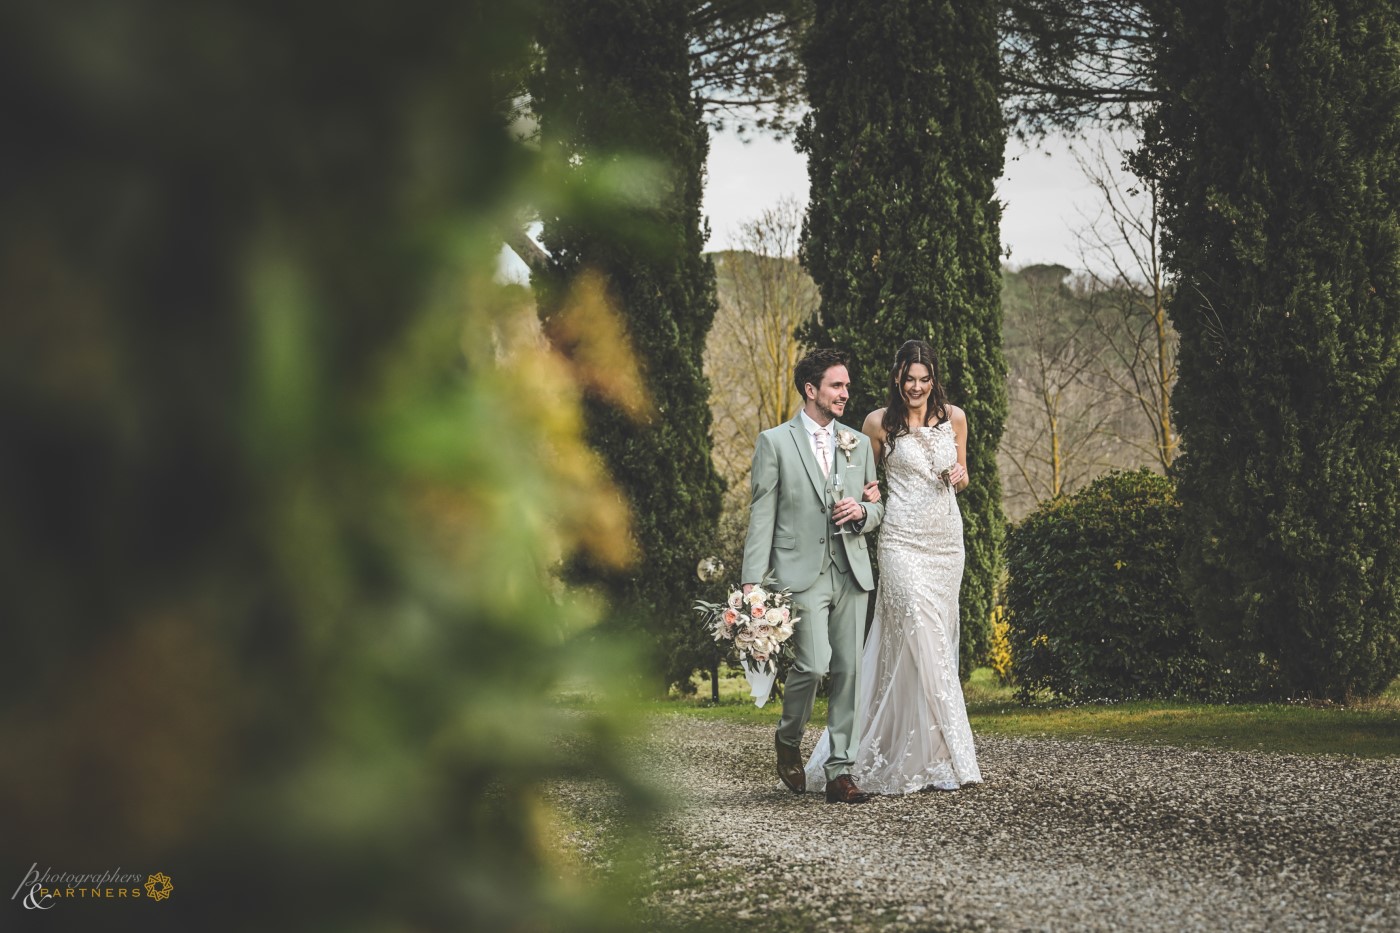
[693,577,798,707]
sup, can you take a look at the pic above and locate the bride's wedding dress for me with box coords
[805,421,982,793]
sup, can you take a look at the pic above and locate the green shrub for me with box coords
[1006,470,1215,702]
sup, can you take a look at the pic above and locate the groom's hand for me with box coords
[833,496,864,526]
[742,583,755,595]
[862,480,881,504]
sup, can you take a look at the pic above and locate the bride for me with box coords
[805,339,983,794]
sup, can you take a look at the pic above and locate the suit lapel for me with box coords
[787,416,828,502]
[832,429,865,511]
[832,429,856,488]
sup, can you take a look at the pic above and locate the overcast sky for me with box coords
[499,125,1141,282]
[704,124,1141,272]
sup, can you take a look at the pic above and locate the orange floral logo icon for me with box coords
[144,872,174,902]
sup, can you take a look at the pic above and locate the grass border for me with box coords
[650,667,1400,758]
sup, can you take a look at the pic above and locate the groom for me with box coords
[741,348,883,804]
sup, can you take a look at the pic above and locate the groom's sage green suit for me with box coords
[742,414,883,782]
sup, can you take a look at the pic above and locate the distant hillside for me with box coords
[702,252,1170,527]
[999,263,1171,521]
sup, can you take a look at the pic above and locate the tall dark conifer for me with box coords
[798,0,1009,672]
[535,1,724,690]
[1139,1,1400,699]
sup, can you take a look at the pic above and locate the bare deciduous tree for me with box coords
[707,198,817,513]
[689,0,808,137]
[1074,141,1178,471]
[1001,266,1125,517]
[1000,0,1160,138]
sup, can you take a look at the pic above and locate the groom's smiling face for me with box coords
[807,364,850,424]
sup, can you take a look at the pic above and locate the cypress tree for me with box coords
[798,0,1008,672]
[1139,0,1400,699]
[535,1,725,690]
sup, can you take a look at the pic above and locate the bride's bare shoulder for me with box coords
[862,409,887,438]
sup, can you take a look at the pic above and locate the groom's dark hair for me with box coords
[794,348,850,399]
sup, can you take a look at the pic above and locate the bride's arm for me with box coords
[861,409,886,465]
[949,406,970,492]
[859,410,886,506]
[855,410,885,531]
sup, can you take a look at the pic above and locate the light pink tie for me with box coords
[814,430,830,477]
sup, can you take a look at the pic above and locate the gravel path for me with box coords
[571,717,1400,931]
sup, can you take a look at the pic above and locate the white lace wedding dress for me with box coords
[805,421,982,793]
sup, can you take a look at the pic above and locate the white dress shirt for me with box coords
[798,408,836,473]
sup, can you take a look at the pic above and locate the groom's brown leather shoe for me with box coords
[775,734,805,794]
[825,775,874,804]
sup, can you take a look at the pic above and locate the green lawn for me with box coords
[654,667,1400,758]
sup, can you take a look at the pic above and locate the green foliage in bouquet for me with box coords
[1006,470,1218,702]
[534,0,725,695]
[1137,0,1400,700]
[797,0,1009,676]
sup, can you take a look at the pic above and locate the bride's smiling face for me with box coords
[901,363,933,407]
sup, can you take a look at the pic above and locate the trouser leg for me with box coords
[775,570,833,750]
[823,566,868,781]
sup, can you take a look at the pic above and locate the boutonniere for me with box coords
[836,429,859,464]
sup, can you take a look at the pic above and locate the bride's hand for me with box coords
[862,480,881,504]
[948,463,968,488]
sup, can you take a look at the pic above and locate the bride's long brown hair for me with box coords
[880,339,949,457]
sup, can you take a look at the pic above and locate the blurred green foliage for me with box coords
[0,1,659,929]
[1006,470,1218,702]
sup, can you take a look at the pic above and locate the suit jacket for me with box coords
[741,414,884,593]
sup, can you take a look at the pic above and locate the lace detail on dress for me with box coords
[805,422,981,793]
